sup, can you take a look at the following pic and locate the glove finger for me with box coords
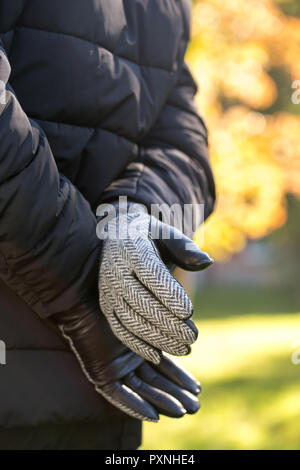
[124,372,186,418]
[155,220,214,272]
[100,281,162,364]
[96,380,159,422]
[113,297,190,357]
[102,253,197,344]
[154,355,201,396]
[132,237,193,320]
[137,362,200,414]
[101,264,190,357]
[105,304,162,365]
[124,277,198,344]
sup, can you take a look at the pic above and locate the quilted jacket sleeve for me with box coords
[0,43,100,319]
[101,61,216,232]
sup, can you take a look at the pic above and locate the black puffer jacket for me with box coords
[0,0,215,450]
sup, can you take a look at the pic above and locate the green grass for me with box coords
[192,286,300,319]
[140,287,300,450]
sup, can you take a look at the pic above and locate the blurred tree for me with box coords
[189,0,300,260]
[268,193,300,292]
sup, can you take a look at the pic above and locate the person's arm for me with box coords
[101,61,216,230]
[96,61,215,365]
[0,42,100,318]
[0,42,206,422]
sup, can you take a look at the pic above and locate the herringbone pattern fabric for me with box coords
[98,205,197,364]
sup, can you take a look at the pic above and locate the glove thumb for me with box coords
[154,221,214,272]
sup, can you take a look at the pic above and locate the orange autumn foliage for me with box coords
[189,0,300,260]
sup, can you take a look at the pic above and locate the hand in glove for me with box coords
[97,201,213,364]
[51,303,201,422]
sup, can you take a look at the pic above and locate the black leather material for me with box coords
[51,304,202,422]
[98,351,145,385]
[153,221,214,272]
[137,360,200,415]
[153,354,201,396]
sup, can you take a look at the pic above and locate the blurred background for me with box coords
[141,0,300,450]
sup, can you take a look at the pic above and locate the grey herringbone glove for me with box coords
[97,202,213,364]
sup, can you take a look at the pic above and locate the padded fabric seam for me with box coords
[15,25,174,73]
[34,118,138,145]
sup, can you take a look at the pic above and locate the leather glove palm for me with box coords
[97,202,213,364]
[51,304,201,422]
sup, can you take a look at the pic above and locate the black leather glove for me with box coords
[51,303,201,421]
